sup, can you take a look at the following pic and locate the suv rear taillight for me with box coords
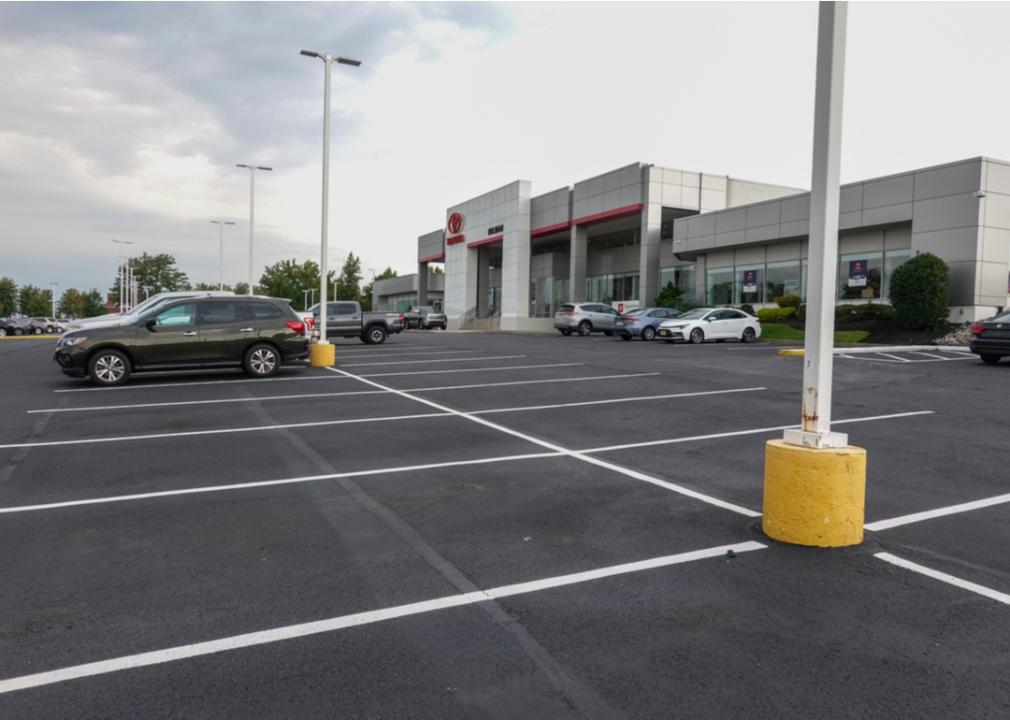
[286,320,306,334]
[971,323,985,335]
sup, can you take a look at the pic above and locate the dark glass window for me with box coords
[199,302,246,325]
[248,303,283,320]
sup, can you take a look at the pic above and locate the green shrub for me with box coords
[655,282,698,312]
[835,303,894,323]
[739,303,756,316]
[795,304,806,321]
[888,253,950,330]
[757,307,796,322]
[775,294,802,309]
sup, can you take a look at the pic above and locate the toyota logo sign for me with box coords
[447,212,464,234]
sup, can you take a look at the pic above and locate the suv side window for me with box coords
[199,302,247,325]
[154,303,197,328]
[248,302,283,320]
[335,303,356,316]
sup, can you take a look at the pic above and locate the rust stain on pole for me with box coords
[802,386,819,431]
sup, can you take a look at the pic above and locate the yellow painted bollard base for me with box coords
[762,440,866,547]
[309,342,335,368]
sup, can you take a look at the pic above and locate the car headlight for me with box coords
[60,335,87,346]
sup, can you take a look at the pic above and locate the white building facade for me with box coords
[414,157,1010,330]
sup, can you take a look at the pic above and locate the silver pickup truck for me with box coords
[304,301,404,344]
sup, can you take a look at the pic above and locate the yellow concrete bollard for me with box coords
[762,440,866,547]
[308,342,335,368]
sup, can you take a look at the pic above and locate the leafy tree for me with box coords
[428,266,444,275]
[358,285,373,311]
[335,253,363,301]
[18,284,51,316]
[110,253,190,299]
[258,259,334,311]
[233,282,251,296]
[375,266,398,281]
[888,252,950,330]
[57,288,87,318]
[81,289,108,317]
[0,277,17,315]
[655,282,697,312]
[191,282,232,292]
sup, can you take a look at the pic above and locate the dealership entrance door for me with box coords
[473,243,502,330]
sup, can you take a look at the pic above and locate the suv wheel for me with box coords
[641,326,656,342]
[980,354,1002,365]
[0,328,6,337]
[366,325,388,344]
[689,327,705,344]
[46,325,55,334]
[741,327,756,343]
[577,320,592,336]
[88,349,131,386]
[244,344,280,378]
[14,328,23,336]
[33,327,43,335]
[559,329,572,336]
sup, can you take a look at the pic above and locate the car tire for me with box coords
[689,328,705,344]
[243,343,281,378]
[0,328,6,337]
[980,354,1002,365]
[641,326,656,342]
[577,320,592,337]
[741,327,757,343]
[87,348,131,387]
[14,328,23,336]
[366,325,388,345]
[620,334,632,341]
[559,329,572,336]
[603,330,613,336]
[439,325,446,330]
[664,340,675,344]
[33,327,42,335]
[46,326,54,334]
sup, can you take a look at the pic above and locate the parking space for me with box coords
[0,333,1008,717]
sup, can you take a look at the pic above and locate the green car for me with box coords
[54,297,309,386]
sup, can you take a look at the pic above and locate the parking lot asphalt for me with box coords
[0,332,1008,718]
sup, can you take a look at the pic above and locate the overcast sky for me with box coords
[3,1,1010,295]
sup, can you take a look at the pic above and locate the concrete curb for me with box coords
[778,345,971,357]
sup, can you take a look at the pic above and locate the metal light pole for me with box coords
[143,285,152,300]
[236,164,273,295]
[210,220,237,290]
[50,282,58,318]
[300,48,361,360]
[783,0,848,450]
[111,239,133,313]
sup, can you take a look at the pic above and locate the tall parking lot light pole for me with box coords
[762,0,866,549]
[111,239,133,313]
[236,164,272,295]
[300,48,361,365]
[50,282,58,318]
[210,220,237,290]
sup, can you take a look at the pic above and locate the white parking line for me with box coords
[0,541,766,695]
[0,412,454,450]
[361,362,583,379]
[473,387,767,416]
[0,410,932,511]
[577,411,935,454]
[327,367,763,518]
[339,354,524,368]
[28,372,662,415]
[325,349,480,360]
[875,552,1010,606]
[0,452,562,514]
[52,362,583,393]
[877,352,912,362]
[865,493,1010,532]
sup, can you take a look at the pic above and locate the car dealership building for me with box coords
[383,156,1010,331]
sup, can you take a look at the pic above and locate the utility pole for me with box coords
[210,220,237,290]
[236,164,273,294]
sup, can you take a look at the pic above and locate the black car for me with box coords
[0,317,30,336]
[54,297,309,386]
[970,310,1010,364]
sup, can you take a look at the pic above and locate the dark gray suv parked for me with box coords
[54,297,309,386]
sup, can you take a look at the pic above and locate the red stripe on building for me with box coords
[418,253,445,263]
[573,203,644,227]
[467,234,503,249]
[530,220,573,238]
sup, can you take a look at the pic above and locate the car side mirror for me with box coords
[145,319,157,331]
[706,317,714,322]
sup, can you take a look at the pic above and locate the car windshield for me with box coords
[676,308,711,320]
[991,311,1010,323]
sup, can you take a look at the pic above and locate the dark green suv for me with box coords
[54,297,309,386]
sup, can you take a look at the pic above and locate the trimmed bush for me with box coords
[757,307,796,322]
[888,253,950,330]
[739,303,756,316]
[775,294,802,309]
[835,303,894,323]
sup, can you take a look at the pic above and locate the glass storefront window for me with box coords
[585,273,638,303]
[883,248,912,299]
[706,267,734,305]
[766,261,801,301]
[735,265,764,304]
[838,252,883,300]
[530,277,572,317]
[661,264,697,300]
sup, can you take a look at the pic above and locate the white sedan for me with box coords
[656,307,761,344]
